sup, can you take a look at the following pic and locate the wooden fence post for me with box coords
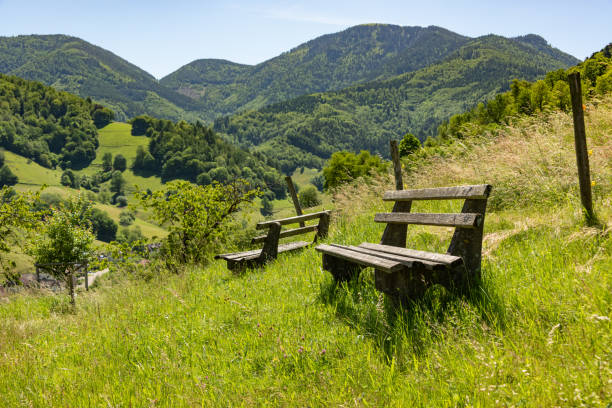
[285,176,305,227]
[390,140,403,190]
[568,72,595,223]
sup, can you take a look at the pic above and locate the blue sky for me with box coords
[1,0,610,79]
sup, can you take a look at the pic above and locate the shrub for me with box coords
[399,132,421,156]
[115,195,128,207]
[260,197,273,216]
[119,210,136,226]
[298,185,321,208]
[90,208,118,242]
[135,180,259,266]
[113,154,127,172]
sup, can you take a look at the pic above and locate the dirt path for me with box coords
[82,268,109,288]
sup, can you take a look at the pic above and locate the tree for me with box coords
[130,116,150,136]
[322,150,388,190]
[92,107,114,128]
[110,171,125,195]
[29,194,95,305]
[0,187,40,285]
[298,185,321,208]
[119,210,135,226]
[399,133,421,156]
[113,154,127,172]
[90,208,118,242]
[260,197,273,216]
[115,195,128,207]
[102,153,113,172]
[0,165,18,187]
[135,180,259,265]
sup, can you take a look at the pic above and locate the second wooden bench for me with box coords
[216,210,331,272]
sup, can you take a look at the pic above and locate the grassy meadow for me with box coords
[0,100,611,406]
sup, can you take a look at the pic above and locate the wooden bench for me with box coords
[316,184,492,300]
[216,210,331,272]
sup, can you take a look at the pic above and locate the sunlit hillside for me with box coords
[1,96,610,406]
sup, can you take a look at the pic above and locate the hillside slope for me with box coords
[213,35,579,172]
[0,35,204,121]
[1,95,609,406]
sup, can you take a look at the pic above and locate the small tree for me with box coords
[110,171,125,196]
[399,132,421,157]
[298,185,322,208]
[119,210,136,226]
[101,153,113,172]
[30,194,95,305]
[260,197,273,217]
[0,165,18,187]
[113,154,127,172]
[135,180,259,266]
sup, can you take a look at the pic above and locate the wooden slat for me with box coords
[251,225,317,244]
[277,241,310,253]
[374,212,482,228]
[315,244,403,273]
[337,245,444,270]
[358,243,462,266]
[256,211,331,229]
[383,184,492,201]
[216,241,310,262]
[215,248,262,260]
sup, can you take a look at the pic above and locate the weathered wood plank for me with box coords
[337,244,444,270]
[315,244,403,273]
[251,225,317,244]
[358,243,462,266]
[256,211,331,229]
[374,212,482,228]
[383,184,491,201]
[216,241,310,262]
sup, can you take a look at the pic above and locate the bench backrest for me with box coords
[376,184,492,278]
[252,210,331,260]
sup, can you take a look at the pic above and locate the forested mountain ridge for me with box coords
[213,35,580,173]
[0,35,205,122]
[161,24,472,119]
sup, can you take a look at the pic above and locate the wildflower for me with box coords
[320,349,326,355]
[582,104,586,111]
[298,346,304,353]
[591,180,596,186]
[588,149,593,156]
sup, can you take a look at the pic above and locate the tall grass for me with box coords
[0,100,611,406]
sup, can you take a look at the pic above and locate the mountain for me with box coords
[0,35,205,122]
[213,35,581,173]
[161,25,472,119]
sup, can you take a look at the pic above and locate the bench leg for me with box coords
[375,267,430,301]
[322,254,361,282]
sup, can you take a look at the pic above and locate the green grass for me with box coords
[3,150,63,187]
[79,122,163,194]
[1,103,611,406]
[0,199,609,406]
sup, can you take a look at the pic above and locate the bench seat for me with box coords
[216,241,310,262]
